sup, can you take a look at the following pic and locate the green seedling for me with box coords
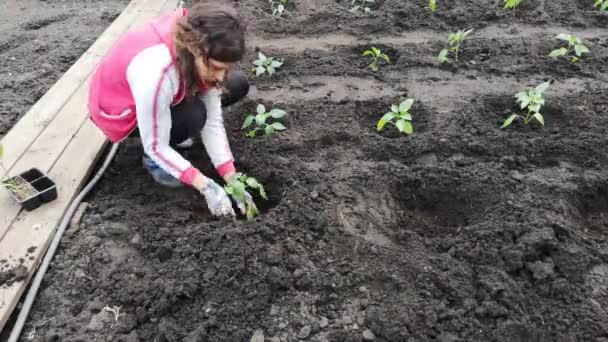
[595,0,608,11]
[0,144,29,198]
[548,34,589,63]
[429,0,437,12]
[362,47,390,72]
[377,98,414,135]
[351,0,374,13]
[243,104,287,138]
[503,0,523,9]
[251,52,283,76]
[269,0,288,16]
[502,81,550,128]
[438,29,473,63]
[224,173,267,220]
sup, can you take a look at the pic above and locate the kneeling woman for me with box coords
[88,1,253,217]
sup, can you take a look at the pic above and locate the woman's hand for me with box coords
[193,173,235,217]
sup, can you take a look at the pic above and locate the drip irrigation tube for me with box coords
[8,142,119,342]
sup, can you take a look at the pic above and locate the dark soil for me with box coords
[0,0,129,139]
[2,0,608,341]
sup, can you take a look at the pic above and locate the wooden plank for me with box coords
[0,0,177,332]
[0,0,149,174]
[0,121,107,333]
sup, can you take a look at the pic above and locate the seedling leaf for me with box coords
[269,109,287,118]
[395,120,413,134]
[257,104,266,115]
[399,99,414,113]
[501,114,518,128]
[377,112,394,131]
[270,122,287,130]
[548,47,567,57]
[533,112,544,125]
[243,115,254,129]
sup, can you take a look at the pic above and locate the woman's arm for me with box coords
[200,88,236,182]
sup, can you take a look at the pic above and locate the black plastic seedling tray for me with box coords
[1,168,57,211]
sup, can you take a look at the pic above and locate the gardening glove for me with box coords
[199,177,235,217]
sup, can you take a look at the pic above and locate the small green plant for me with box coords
[362,47,390,72]
[224,173,267,220]
[0,144,28,198]
[502,81,550,128]
[548,34,589,63]
[595,0,608,11]
[251,52,283,76]
[438,29,473,63]
[429,0,437,12]
[351,0,374,13]
[269,0,288,16]
[377,99,414,135]
[503,0,523,9]
[243,104,287,138]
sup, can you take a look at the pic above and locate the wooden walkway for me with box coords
[0,0,178,331]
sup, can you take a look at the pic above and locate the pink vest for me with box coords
[88,9,190,143]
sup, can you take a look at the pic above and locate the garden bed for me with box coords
[3,0,608,341]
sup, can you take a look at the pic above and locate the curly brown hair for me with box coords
[174,1,246,95]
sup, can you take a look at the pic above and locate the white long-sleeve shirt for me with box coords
[125,44,235,186]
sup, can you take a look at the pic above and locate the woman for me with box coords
[88,1,253,217]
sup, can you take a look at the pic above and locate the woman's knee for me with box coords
[222,70,249,106]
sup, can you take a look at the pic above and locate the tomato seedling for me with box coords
[243,104,287,138]
[438,29,473,63]
[251,52,283,76]
[503,0,523,9]
[224,173,267,220]
[269,0,288,16]
[377,99,414,135]
[595,0,608,11]
[351,0,374,13]
[502,81,550,128]
[362,47,390,72]
[548,34,589,63]
[429,0,437,12]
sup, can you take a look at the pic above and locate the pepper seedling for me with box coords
[502,81,550,128]
[362,47,390,72]
[251,52,283,76]
[377,98,414,135]
[243,104,287,138]
[595,0,608,11]
[350,0,374,13]
[438,29,473,63]
[548,34,589,63]
[429,0,437,12]
[503,0,523,9]
[269,0,288,16]
[224,173,267,220]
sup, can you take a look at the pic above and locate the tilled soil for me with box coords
[0,0,129,139]
[2,0,608,341]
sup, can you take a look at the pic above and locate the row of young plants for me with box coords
[430,0,608,12]
[249,28,589,134]
[266,0,608,17]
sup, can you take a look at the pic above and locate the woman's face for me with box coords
[194,55,234,88]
